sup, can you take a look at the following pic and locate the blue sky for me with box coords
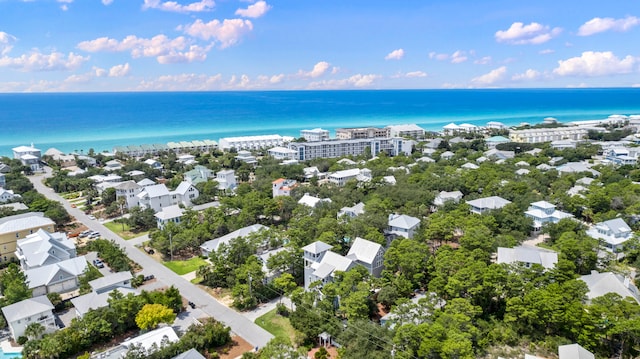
[0,0,639,91]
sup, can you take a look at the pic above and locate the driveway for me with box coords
[28,169,274,348]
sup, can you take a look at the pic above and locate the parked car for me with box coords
[88,215,96,220]
[93,259,104,268]
[88,232,100,239]
[78,230,91,238]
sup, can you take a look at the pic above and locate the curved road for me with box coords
[28,170,273,349]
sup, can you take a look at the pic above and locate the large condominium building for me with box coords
[335,127,390,140]
[300,128,330,142]
[288,137,409,161]
[218,134,291,151]
[0,212,55,263]
[509,126,602,143]
[386,124,426,138]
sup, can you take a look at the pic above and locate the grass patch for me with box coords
[164,257,208,275]
[255,309,296,345]
[103,221,147,240]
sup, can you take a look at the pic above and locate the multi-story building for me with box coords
[12,144,42,172]
[272,178,298,197]
[300,128,330,142]
[288,137,409,161]
[218,134,291,151]
[0,212,55,263]
[509,126,602,143]
[386,124,426,138]
[216,169,237,191]
[115,181,143,209]
[335,127,390,140]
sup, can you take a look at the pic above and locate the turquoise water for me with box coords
[1,89,640,156]
[0,349,21,359]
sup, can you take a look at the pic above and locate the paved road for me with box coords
[28,170,274,348]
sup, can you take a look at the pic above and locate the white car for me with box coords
[88,215,96,220]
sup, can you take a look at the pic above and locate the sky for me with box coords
[0,0,639,92]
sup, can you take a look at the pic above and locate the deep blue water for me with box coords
[1,89,640,156]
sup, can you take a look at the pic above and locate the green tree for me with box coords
[135,303,177,330]
[0,263,32,306]
[25,322,45,340]
[101,187,117,206]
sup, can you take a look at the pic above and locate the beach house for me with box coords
[338,202,365,219]
[200,224,269,257]
[298,193,332,208]
[115,181,143,209]
[466,196,511,214]
[300,128,330,142]
[433,191,463,207]
[0,212,55,264]
[497,245,558,270]
[183,165,215,185]
[15,229,76,270]
[525,201,574,231]
[216,169,237,191]
[154,205,185,229]
[579,271,640,304]
[586,218,633,255]
[387,214,420,239]
[25,256,88,296]
[13,144,42,172]
[328,168,372,186]
[71,271,137,317]
[267,146,297,160]
[272,178,298,197]
[0,188,20,203]
[1,296,57,341]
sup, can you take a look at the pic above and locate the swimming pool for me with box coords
[0,349,21,359]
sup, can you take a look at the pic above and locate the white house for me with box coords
[115,181,143,209]
[386,124,425,138]
[236,150,257,165]
[15,229,76,270]
[1,295,57,341]
[121,326,179,356]
[300,128,330,142]
[558,344,594,359]
[556,162,601,177]
[466,196,511,214]
[272,178,298,198]
[298,193,332,208]
[13,145,42,172]
[579,271,640,304]
[144,158,163,170]
[71,271,136,317]
[497,245,558,270]
[328,168,372,186]
[183,165,214,185]
[586,218,633,255]
[137,184,173,213]
[484,149,515,160]
[200,224,269,257]
[525,201,574,231]
[0,188,20,203]
[90,271,134,293]
[338,202,365,219]
[388,214,420,239]
[346,237,384,277]
[154,205,185,229]
[104,159,123,171]
[433,191,463,207]
[25,256,88,296]
[177,154,197,165]
[303,241,354,290]
[268,146,298,160]
[216,169,237,191]
[172,181,199,207]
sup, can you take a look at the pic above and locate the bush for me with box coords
[17,336,27,345]
[276,303,289,317]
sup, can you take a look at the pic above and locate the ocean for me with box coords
[1,88,640,156]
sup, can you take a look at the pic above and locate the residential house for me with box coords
[461,162,479,170]
[476,156,489,163]
[338,202,365,219]
[177,154,197,165]
[155,205,185,229]
[144,158,163,170]
[71,272,137,317]
[272,178,298,198]
[120,326,179,356]
[328,168,372,186]
[497,245,558,270]
[258,247,288,283]
[440,151,455,160]
[184,165,215,185]
[484,148,515,160]
[267,146,297,160]
[126,170,146,179]
[104,159,123,171]
[586,218,632,254]
[115,180,143,209]
[558,344,594,359]
[172,181,199,207]
[387,214,420,239]
[137,178,156,187]
[13,144,42,172]
[605,147,638,165]
[44,148,76,167]
[525,201,574,231]
[216,169,237,191]
[0,188,20,203]
[466,196,511,214]
[298,193,332,208]
[173,349,206,359]
[346,237,384,277]
[200,224,268,257]
[26,256,88,296]
[1,296,57,341]
[301,128,330,142]
[15,229,76,270]
[383,175,397,185]
[433,191,463,207]
[0,173,5,188]
[556,162,600,177]
[515,168,530,176]
[137,184,173,213]
[579,271,640,304]
[303,166,322,180]
[236,150,257,165]
[0,163,11,174]
[485,136,510,149]
[0,212,55,264]
[303,241,354,290]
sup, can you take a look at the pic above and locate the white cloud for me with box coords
[0,31,17,56]
[450,50,467,64]
[142,0,215,13]
[308,74,380,89]
[138,73,224,91]
[553,51,637,77]
[77,35,210,63]
[495,22,562,45]
[109,63,130,77]
[298,61,331,78]
[539,49,555,55]
[0,50,89,72]
[474,56,492,65]
[178,19,253,48]
[385,48,404,60]
[391,71,427,78]
[102,0,114,4]
[511,69,541,81]
[578,16,640,36]
[429,52,449,61]
[269,74,284,84]
[235,1,271,19]
[632,83,640,88]
[471,66,507,86]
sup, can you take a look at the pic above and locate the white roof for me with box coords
[140,184,170,199]
[558,344,595,359]
[329,168,361,178]
[137,178,156,187]
[443,123,460,130]
[346,237,382,265]
[466,196,511,210]
[461,162,479,170]
[115,180,141,190]
[312,251,354,279]
[0,212,54,235]
[268,146,297,154]
[71,287,139,316]
[298,193,331,207]
[497,246,558,269]
[25,256,88,289]
[388,214,420,229]
[154,205,185,221]
[530,201,556,210]
[121,326,179,351]
[302,241,333,254]
[387,124,425,131]
[17,229,74,267]
[200,224,268,253]
[1,295,53,322]
[12,145,40,153]
[579,271,640,303]
[173,181,194,195]
[89,271,134,292]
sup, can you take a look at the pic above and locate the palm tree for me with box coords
[24,322,45,340]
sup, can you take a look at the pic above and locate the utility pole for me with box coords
[248,273,252,299]
[169,231,173,262]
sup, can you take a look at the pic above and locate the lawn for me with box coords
[164,257,208,275]
[103,221,148,240]
[255,309,297,345]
